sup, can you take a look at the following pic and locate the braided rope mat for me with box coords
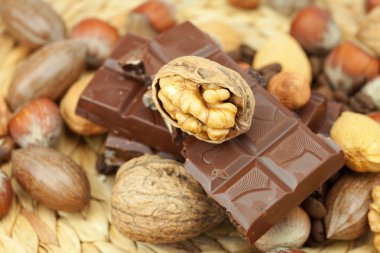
[0,0,376,252]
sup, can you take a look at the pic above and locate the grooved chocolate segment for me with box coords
[76,22,344,244]
[297,92,342,136]
[184,85,344,243]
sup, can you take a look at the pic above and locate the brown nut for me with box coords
[324,172,380,240]
[152,56,255,143]
[0,0,66,49]
[254,207,310,252]
[290,6,341,55]
[9,98,63,148]
[70,18,119,68]
[111,155,225,244]
[228,0,260,9]
[126,0,176,39]
[303,197,327,219]
[0,96,11,137]
[60,74,107,136]
[366,0,380,12]
[0,137,15,163]
[0,170,13,218]
[12,146,90,212]
[267,72,311,110]
[324,41,379,94]
[7,40,86,111]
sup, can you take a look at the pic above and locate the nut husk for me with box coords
[12,146,90,212]
[7,40,86,111]
[111,155,225,244]
[324,172,380,240]
[152,56,255,143]
[0,0,66,49]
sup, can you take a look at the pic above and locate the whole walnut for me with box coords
[111,155,226,244]
[152,56,255,143]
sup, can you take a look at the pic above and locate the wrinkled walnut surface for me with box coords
[111,155,225,244]
[152,56,255,143]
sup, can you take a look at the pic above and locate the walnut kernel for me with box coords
[152,56,255,143]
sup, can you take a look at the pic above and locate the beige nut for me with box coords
[368,185,380,252]
[197,21,241,52]
[60,73,107,136]
[331,111,380,172]
[253,33,312,82]
[111,155,225,244]
[358,7,380,57]
[152,56,255,143]
[267,72,311,110]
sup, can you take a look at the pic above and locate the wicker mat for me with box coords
[0,0,376,252]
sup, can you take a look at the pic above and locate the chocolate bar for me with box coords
[76,34,184,156]
[76,22,344,243]
[297,92,342,136]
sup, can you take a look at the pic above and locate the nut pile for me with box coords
[1,0,380,252]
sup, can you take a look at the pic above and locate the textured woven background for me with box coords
[0,0,376,252]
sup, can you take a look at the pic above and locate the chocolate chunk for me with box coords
[296,92,342,136]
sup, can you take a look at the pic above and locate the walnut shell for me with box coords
[111,155,225,244]
[152,56,255,143]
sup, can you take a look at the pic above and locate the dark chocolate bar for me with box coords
[76,22,345,244]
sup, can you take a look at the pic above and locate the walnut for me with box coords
[152,56,255,143]
[368,186,380,251]
[111,155,226,244]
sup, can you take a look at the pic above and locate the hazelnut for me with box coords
[228,0,260,9]
[70,18,119,68]
[0,170,13,218]
[366,0,380,12]
[324,41,379,94]
[290,6,341,55]
[127,0,176,39]
[368,111,380,123]
[267,72,311,110]
[0,96,11,137]
[0,137,15,163]
[9,98,63,148]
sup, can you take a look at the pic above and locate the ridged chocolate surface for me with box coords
[76,22,345,244]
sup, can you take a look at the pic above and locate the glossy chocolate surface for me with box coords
[76,22,345,244]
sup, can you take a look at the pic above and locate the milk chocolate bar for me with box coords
[76,22,345,244]
[183,83,344,243]
[76,34,184,156]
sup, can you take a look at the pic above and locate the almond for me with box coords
[0,0,66,49]
[324,172,380,240]
[12,146,90,212]
[7,40,86,111]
